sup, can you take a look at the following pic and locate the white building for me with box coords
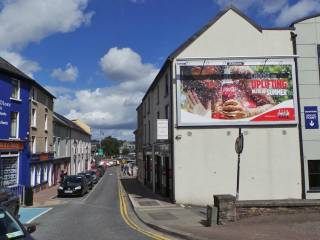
[135,6,303,206]
[292,14,320,199]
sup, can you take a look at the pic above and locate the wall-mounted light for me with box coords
[175,135,182,140]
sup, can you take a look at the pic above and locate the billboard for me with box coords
[176,58,297,126]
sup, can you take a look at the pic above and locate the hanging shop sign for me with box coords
[0,140,24,151]
[304,106,319,129]
[176,58,297,126]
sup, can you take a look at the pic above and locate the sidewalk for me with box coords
[120,176,320,240]
[31,185,65,207]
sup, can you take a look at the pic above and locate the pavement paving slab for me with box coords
[120,175,320,240]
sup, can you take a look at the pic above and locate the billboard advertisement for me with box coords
[176,58,297,126]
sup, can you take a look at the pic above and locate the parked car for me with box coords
[0,206,36,240]
[57,175,89,197]
[97,165,105,175]
[78,172,94,190]
[86,170,99,184]
[0,187,20,217]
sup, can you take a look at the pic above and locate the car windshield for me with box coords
[0,209,24,240]
[64,176,82,184]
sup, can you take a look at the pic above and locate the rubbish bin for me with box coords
[24,187,33,206]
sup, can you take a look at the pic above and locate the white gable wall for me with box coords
[171,9,302,205]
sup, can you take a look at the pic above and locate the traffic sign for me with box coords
[98,148,104,156]
[304,106,319,129]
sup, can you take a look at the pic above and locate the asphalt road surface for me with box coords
[32,167,152,240]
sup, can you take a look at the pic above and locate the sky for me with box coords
[0,0,319,140]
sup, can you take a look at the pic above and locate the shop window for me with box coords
[31,136,36,154]
[11,79,20,100]
[31,109,37,127]
[0,154,18,187]
[10,112,18,138]
[44,114,48,131]
[43,166,48,182]
[36,166,41,185]
[30,166,35,187]
[308,160,320,191]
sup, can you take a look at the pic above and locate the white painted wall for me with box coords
[294,16,320,199]
[172,9,302,205]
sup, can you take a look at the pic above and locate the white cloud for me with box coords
[0,0,94,51]
[275,0,320,26]
[100,47,158,91]
[0,51,40,78]
[51,63,79,82]
[52,48,159,140]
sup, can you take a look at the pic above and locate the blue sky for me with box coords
[0,0,319,140]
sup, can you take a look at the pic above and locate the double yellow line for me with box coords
[118,181,170,240]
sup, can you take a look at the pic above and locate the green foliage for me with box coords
[101,136,124,156]
[122,148,130,155]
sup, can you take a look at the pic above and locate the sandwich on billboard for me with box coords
[176,58,297,126]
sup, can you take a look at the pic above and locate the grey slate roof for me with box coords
[0,57,55,99]
[54,112,90,136]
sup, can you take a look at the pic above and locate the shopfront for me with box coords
[30,152,54,190]
[0,141,25,187]
[0,71,30,187]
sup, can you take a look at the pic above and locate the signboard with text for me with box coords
[304,106,319,129]
[157,119,168,140]
[176,58,297,126]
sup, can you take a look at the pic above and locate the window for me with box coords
[0,155,18,187]
[148,120,151,144]
[157,111,160,119]
[31,136,36,154]
[165,74,169,97]
[44,114,48,131]
[31,87,37,101]
[318,45,320,80]
[30,166,35,187]
[36,166,41,185]
[165,105,169,119]
[57,138,61,156]
[308,160,320,191]
[143,102,146,118]
[148,96,150,114]
[144,124,146,144]
[157,85,159,105]
[10,112,18,138]
[43,165,48,182]
[11,79,20,99]
[66,140,69,156]
[31,108,37,127]
[45,137,48,152]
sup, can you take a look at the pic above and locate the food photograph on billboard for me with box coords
[176,59,297,126]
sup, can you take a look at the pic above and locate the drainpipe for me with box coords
[291,31,306,199]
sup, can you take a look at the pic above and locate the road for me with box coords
[32,167,153,240]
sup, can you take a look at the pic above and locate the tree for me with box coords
[122,148,130,155]
[101,136,123,156]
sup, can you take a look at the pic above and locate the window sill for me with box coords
[30,99,38,104]
[9,137,20,140]
[31,126,37,130]
[307,190,320,193]
[10,97,22,102]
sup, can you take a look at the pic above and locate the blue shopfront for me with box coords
[0,72,30,188]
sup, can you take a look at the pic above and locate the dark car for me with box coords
[0,206,36,240]
[86,170,99,184]
[57,175,89,197]
[0,187,20,217]
[78,173,94,190]
[96,166,105,175]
